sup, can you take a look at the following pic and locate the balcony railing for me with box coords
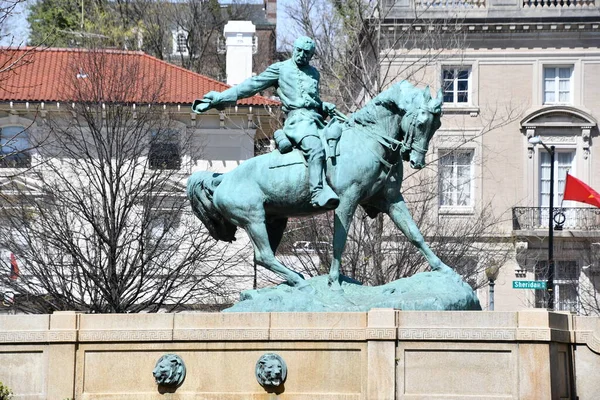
[386,0,598,14]
[523,0,595,8]
[412,0,594,8]
[513,207,600,231]
[414,0,486,8]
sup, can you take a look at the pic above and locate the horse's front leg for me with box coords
[387,196,452,273]
[328,198,358,290]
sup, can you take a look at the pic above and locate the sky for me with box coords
[0,0,296,48]
[0,0,30,46]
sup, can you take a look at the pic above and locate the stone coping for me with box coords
[0,310,598,352]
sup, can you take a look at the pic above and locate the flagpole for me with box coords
[529,136,555,311]
[548,145,555,311]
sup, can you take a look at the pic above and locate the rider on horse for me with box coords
[193,36,340,210]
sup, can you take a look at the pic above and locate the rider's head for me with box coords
[292,36,315,67]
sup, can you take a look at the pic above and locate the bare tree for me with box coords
[0,48,243,313]
[281,0,466,112]
[0,0,39,91]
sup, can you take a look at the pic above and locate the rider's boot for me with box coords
[308,153,340,210]
[300,136,340,209]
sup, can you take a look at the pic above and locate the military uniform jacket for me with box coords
[218,59,324,114]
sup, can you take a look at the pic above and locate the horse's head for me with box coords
[400,86,443,169]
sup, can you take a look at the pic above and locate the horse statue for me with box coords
[187,80,450,290]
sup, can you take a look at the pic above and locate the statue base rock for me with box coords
[224,268,481,312]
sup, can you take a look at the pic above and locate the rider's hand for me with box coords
[322,101,336,117]
[192,91,221,113]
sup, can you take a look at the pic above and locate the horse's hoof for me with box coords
[297,281,315,294]
[327,276,343,292]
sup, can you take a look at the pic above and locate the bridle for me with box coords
[400,106,432,161]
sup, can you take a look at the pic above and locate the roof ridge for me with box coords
[0,46,146,56]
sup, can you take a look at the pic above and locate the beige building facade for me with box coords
[383,1,600,313]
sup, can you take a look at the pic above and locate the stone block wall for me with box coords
[0,310,598,399]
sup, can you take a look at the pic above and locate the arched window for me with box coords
[0,125,31,168]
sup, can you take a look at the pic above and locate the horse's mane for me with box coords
[347,80,426,129]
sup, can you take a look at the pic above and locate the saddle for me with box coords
[269,119,343,170]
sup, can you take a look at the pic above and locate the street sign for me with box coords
[512,280,547,290]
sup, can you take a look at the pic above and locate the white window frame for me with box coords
[543,66,573,105]
[438,149,475,210]
[441,66,472,106]
[538,148,576,208]
[538,147,577,227]
[172,30,189,56]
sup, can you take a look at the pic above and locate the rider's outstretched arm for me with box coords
[193,63,281,113]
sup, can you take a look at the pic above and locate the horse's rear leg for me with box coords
[246,222,305,286]
[387,197,452,273]
[266,218,288,254]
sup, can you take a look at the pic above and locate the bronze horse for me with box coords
[187,81,450,289]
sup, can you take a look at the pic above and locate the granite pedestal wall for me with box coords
[0,310,598,399]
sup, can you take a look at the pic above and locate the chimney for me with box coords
[265,0,277,26]
[224,21,256,86]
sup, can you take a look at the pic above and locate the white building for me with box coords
[0,47,280,312]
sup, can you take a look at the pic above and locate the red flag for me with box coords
[563,174,600,208]
[9,253,19,280]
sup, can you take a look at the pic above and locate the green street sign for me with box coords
[513,280,547,290]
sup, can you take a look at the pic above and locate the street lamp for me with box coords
[529,136,555,311]
[485,265,500,311]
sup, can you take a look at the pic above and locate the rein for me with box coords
[361,129,403,170]
[351,111,415,171]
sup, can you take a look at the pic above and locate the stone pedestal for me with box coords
[0,310,598,399]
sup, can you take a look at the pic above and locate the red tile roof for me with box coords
[0,47,279,107]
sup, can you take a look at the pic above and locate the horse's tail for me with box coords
[187,171,237,242]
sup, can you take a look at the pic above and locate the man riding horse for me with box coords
[192,36,339,210]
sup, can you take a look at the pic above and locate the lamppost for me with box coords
[485,265,500,311]
[529,136,555,311]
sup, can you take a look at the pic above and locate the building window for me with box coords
[172,30,188,55]
[543,66,573,104]
[539,149,574,225]
[149,130,180,170]
[535,260,579,312]
[439,150,474,207]
[0,125,31,168]
[442,67,470,105]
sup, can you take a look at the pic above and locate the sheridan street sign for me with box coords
[512,280,547,290]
